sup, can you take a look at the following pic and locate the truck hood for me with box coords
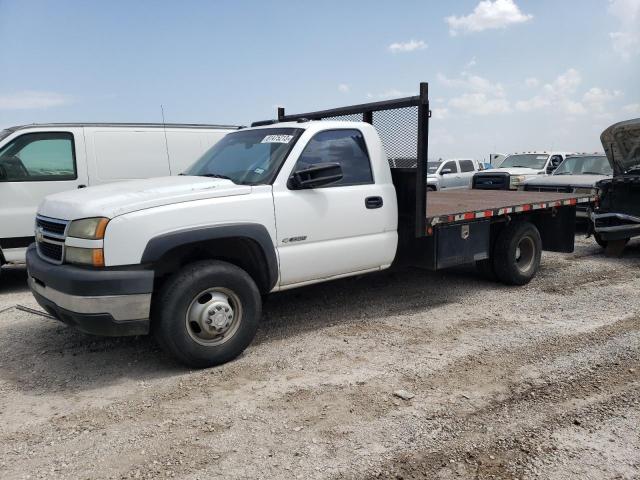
[522,174,610,188]
[601,117,640,175]
[38,176,252,220]
[476,167,543,175]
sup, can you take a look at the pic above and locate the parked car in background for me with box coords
[426,158,480,190]
[521,153,612,219]
[0,123,239,273]
[489,153,507,167]
[472,151,573,190]
[592,118,640,252]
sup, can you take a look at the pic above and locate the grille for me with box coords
[473,174,509,190]
[36,216,68,236]
[37,240,63,263]
[35,215,69,264]
[524,184,572,193]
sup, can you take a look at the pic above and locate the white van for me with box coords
[0,123,239,270]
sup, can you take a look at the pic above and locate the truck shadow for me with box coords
[0,266,484,394]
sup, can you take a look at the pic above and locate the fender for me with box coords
[141,223,279,290]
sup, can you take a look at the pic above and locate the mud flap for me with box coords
[534,206,576,253]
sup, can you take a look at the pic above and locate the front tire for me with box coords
[492,221,542,286]
[154,260,261,368]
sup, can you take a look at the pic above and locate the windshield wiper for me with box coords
[199,173,235,181]
[582,172,604,175]
[554,172,571,175]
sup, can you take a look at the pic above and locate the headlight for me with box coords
[65,246,105,267]
[509,175,526,189]
[67,217,109,239]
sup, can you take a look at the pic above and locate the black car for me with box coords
[591,118,640,253]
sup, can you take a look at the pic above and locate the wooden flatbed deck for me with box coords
[426,190,594,226]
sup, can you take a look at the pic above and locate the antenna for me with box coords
[161,104,172,175]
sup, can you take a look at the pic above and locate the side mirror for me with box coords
[440,168,453,175]
[288,162,343,190]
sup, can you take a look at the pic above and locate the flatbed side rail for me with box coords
[426,195,595,228]
[269,83,431,238]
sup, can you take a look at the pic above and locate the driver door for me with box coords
[0,129,87,258]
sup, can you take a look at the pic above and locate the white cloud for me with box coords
[466,57,477,68]
[337,84,350,93]
[388,39,427,53]
[446,0,532,36]
[562,100,587,116]
[449,93,511,115]
[582,87,622,112]
[542,68,582,96]
[622,103,640,115]
[524,77,539,88]
[515,95,550,112]
[0,91,72,110]
[608,0,640,60]
[431,108,449,120]
[437,72,505,97]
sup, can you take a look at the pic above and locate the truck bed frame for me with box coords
[263,83,593,276]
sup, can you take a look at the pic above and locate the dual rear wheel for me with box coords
[476,221,542,286]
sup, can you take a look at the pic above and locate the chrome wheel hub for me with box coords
[186,288,242,346]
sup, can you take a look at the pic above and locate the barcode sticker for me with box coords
[261,135,293,144]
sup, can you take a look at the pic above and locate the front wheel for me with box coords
[154,260,261,368]
[492,221,542,286]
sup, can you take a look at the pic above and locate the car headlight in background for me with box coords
[67,217,109,239]
[509,175,526,189]
[574,187,595,195]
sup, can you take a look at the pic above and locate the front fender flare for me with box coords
[141,223,278,291]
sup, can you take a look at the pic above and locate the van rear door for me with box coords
[0,128,88,259]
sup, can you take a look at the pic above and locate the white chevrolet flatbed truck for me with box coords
[26,84,593,367]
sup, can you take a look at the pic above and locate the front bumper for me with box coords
[26,245,154,336]
[591,212,640,240]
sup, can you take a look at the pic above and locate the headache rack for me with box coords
[267,82,431,238]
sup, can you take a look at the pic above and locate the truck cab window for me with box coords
[441,161,458,173]
[459,160,475,172]
[293,129,373,187]
[0,132,76,182]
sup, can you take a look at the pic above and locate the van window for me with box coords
[0,132,76,182]
[459,160,475,172]
[293,129,373,187]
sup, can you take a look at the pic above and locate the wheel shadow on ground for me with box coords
[0,266,486,394]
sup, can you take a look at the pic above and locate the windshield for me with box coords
[427,162,441,174]
[553,155,612,175]
[500,154,549,169]
[185,128,303,185]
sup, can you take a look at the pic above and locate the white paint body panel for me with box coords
[0,125,234,265]
[32,121,401,291]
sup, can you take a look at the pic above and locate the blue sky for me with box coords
[1,0,639,159]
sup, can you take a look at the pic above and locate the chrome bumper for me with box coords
[29,276,151,321]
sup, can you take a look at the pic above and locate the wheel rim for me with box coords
[185,287,242,346]
[515,235,536,273]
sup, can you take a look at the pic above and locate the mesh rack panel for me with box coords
[298,107,419,169]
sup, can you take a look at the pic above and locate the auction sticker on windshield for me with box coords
[261,135,293,144]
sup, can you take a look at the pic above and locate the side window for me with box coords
[293,129,372,187]
[459,160,475,172]
[441,161,458,173]
[0,132,76,182]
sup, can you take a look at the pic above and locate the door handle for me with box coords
[365,196,383,209]
[77,184,87,189]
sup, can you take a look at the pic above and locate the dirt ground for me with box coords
[0,235,638,479]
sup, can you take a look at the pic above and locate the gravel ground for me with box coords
[0,235,638,479]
